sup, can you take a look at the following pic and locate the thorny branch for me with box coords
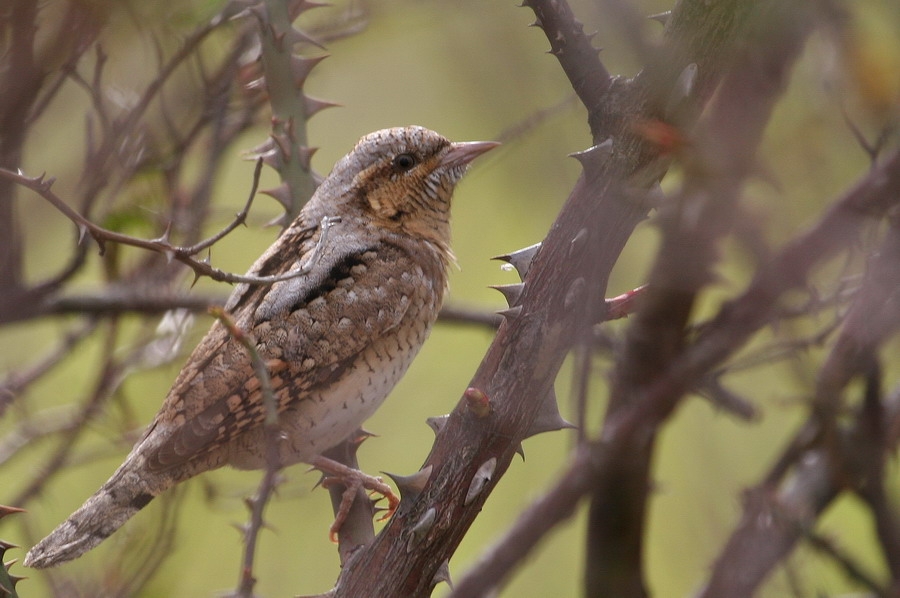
[522,0,611,139]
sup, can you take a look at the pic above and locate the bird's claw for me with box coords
[312,455,400,542]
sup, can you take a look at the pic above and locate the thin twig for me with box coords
[795,521,890,596]
[211,308,282,598]
[493,94,579,145]
[44,292,223,316]
[0,320,97,416]
[180,157,264,255]
[0,167,338,286]
[437,305,501,329]
[0,406,84,467]
[11,323,126,507]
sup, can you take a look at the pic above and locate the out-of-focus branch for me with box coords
[588,4,811,595]
[437,304,502,330]
[8,290,641,332]
[439,287,647,332]
[668,147,900,396]
[41,292,222,317]
[0,0,43,311]
[79,13,221,182]
[854,367,900,582]
[0,321,97,418]
[698,399,900,598]
[699,217,900,597]
[10,323,125,508]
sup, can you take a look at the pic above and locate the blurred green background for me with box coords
[2,0,900,596]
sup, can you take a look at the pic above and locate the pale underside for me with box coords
[136,220,447,481]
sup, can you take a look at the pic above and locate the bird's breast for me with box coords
[226,250,445,470]
[283,314,433,461]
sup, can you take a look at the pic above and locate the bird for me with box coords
[24,125,498,569]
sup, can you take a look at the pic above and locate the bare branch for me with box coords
[437,305,501,330]
[0,167,341,287]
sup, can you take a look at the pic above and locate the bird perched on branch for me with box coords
[25,126,497,568]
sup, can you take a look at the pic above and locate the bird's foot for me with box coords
[310,455,400,541]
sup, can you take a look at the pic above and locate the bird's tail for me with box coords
[24,456,163,569]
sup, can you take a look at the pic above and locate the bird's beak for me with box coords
[441,140,500,169]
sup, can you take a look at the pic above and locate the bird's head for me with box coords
[318,126,498,251]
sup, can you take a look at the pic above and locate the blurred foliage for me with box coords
[1,0,899,596]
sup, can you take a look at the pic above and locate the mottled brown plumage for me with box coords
[24,126,497,568]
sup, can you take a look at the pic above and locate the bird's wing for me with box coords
[144,238,438,472]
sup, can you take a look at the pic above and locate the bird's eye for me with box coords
[392,153,417,172]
